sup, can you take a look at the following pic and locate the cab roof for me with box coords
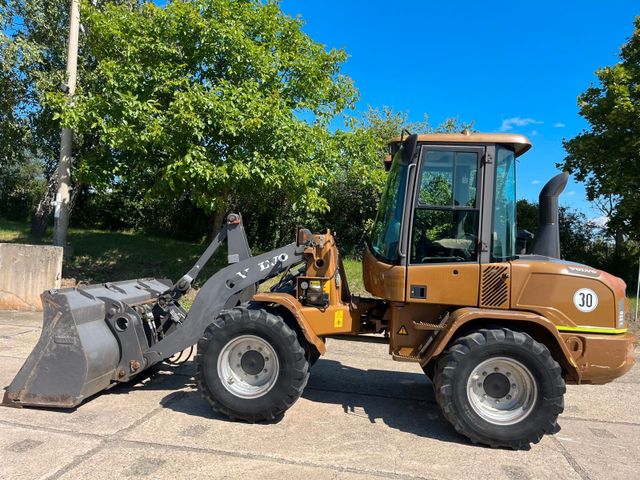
[388,132,532,157]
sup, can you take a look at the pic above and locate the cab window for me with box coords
[492,146,516,261]
[411,149,480,263]
[369,149,409,264]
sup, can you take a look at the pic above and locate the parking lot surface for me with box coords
[1,311,638,480]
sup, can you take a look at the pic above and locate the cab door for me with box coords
[404,145,483,306]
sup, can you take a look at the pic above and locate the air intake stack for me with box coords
[531,172,569,259]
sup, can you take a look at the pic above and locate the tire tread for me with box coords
[195,307,309,423]
[434,327,566,449]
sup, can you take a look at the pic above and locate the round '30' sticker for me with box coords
[573,288,598,313]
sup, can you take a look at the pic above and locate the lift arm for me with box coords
[2,213,306,408]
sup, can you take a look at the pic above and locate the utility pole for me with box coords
[53,0,80,250]
[636,253,640,322]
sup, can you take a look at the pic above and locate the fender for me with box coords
[421,307,580,381]
[253,292,326,355]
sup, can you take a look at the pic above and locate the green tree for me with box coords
[0,1,68,167]
[313,107,473,253]
[515,198,639,288]
[515,199,538,235]
[0,0,104,231]
[51,0,358,230]
[0,3,47,220]
[1,0,474,254]
[562,17,640,242]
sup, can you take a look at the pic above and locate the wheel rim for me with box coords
[466,356,538,425]
[217,335,280,399]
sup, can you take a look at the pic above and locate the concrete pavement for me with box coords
[1,311,638,480]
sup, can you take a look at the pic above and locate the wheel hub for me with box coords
[241,350,265,376]
[217,335,280,399]
[483,372,510,398]
[466,356,538,425]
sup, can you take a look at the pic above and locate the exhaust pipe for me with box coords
[531,172,569,259]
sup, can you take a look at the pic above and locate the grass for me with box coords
[1,218,228,285]
[0,218,366,295]
[0,218,40,243]
[342,258,364,294]
[629,295,638,315]
[628,296,639,342]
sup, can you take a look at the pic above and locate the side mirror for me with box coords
[297,228,313,247]
[516,229,535,255]
[401,133,419,165]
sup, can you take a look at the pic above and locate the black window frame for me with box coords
[409,145,484,265]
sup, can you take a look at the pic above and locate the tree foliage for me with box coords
[0,0,102,223]
[562,17,640,240]
[517,199,638,290]
[1,0,74,171]
[309,108,472,253]
[1,0,475,255]
[51,0,357,220]
[0,1,50,220]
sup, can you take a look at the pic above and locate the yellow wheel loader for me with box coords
[3,132,636,449]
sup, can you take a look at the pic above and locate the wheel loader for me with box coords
[3,132,636,449]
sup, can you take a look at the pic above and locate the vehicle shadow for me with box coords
[302,358,469,445]
[155,357,471,446]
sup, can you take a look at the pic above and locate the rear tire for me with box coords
[433,328,565,449]
[195,307,309,422]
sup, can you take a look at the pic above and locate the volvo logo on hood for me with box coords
[567,265,599,277]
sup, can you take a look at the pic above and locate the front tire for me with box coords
[434,328,565,449]
[305,342,321,369]
[195,307,309,422]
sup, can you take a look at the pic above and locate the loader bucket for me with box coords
[2,278,171,408]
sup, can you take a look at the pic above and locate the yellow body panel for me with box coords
[510,258,620,330]
[405,263,479,306]
[362,247,405,301]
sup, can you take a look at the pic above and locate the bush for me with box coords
[0,156,45,221]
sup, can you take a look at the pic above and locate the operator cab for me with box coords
[365,132,531,302]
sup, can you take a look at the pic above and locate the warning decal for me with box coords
[397,325,408,335]
[334,310,344,328]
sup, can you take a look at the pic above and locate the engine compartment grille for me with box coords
[480,265,509,308]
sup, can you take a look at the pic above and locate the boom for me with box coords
[2,214,304,408]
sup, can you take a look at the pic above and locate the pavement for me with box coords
[0,310,638,480]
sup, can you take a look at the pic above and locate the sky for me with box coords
[8,1,635,221]
[280,0,638,222]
